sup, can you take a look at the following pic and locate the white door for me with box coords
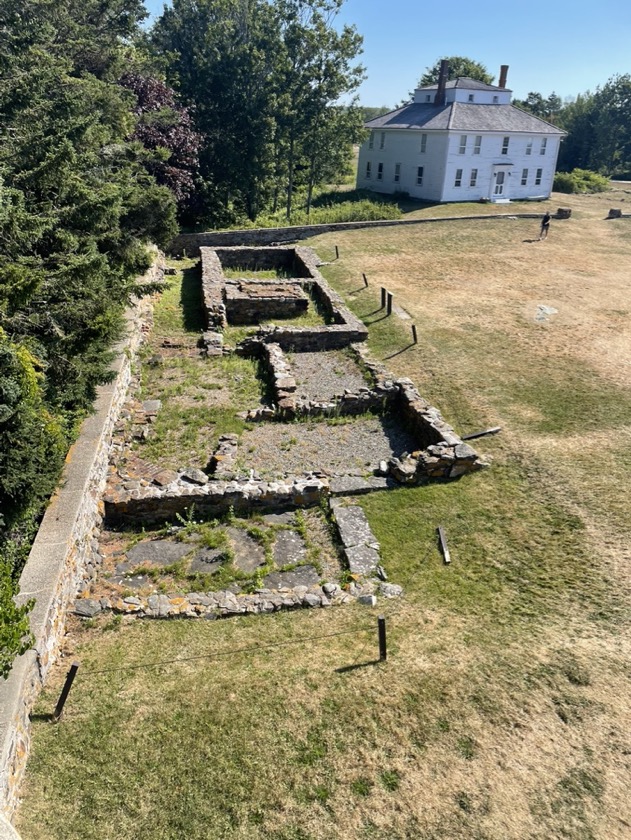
[493,170,505,196]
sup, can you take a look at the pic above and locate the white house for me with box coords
[357,64,566,203]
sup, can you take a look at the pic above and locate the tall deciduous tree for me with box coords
[417,56,494,87]
[150,0,364,223]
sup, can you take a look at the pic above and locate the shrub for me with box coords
[253,199,401,228]
[554,169,610,193]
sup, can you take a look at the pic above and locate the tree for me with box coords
[0,0,179,676]
[150,0,364,223]
[417,56,494,87]
[119,72,202,208]
[273,0,364,219]
[589,74,631,174]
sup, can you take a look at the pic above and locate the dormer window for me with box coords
[468,94,474,102]
[493,95,499,104]
[425,95,432,102]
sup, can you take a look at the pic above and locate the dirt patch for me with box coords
[289,349,369,402]
[239,415,418,479]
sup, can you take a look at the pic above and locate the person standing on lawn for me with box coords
[539,211,551,240]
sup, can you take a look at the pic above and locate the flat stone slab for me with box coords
[263,565,320,590]
[262,512,297,526]
[126,540,192,569]
[333,506,379,550]
[273,529,308,566]
[345,545,380,576]
[226,526,266,572]
[189,547,225,574]
[329,475,391,496]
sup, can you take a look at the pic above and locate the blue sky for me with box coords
[143,0,631,106]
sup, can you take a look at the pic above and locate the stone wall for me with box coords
[200,244,368,350]
[0,258,163,819]
[168,213,545,257]
[104,476,329,527]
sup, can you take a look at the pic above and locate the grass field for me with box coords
[15,190,631,840]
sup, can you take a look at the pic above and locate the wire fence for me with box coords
[51,616,389,721]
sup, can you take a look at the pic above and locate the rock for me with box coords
[322,582,340,596]
[151,468,179,487]
[379,583,403,598]
[73,599,102,618]
[334,506,380,551]
[303,593,322,608]
[180,467,209,485]
[357,594,377,607]
[142,400,162,414]
[345,545,380,577]
[126,539,192,569]
[272,529,308,566]
[264,566,320,590]
[188,548,225,575]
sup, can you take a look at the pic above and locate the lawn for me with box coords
[15,190,631,840]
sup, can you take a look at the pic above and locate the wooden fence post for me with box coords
[378,616,387,661]
[52,662,80,722]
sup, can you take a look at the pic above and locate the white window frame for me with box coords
[365,161,372,179]
[535,168,543,186]
[540,138,548,155]
[425,94,432,102]
[521,168,528,186]
[394,163,401,183]
[454,168,463,187]
[493,95,499,104]
[420,134,427,153]
[416,166,424,186]
[473,136,482,155]
[459,135,467,154]
[368,132,374,150]
[379,132,386,150]
[501,136,510,155]
[468,94,474,102]
[377,162,384,181]
[470,169,478,187]
[526,138,532,155]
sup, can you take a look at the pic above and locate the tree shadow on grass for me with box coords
[180,264,205,333]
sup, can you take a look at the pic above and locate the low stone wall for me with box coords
[200,247,227,330]
[224,280,309,324]
[169,213,545,257]
[200,244,367,349]
[0,259,162,819]
[104,476,329,527]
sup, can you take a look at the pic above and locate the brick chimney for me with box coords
[499,65,509,89]
[435,59,449,106]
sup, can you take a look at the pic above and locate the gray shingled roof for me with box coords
[416,77,505,92]
[365,102,565,135]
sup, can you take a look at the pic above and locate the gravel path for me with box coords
[239,415,418,479]
[289,350,369,402]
